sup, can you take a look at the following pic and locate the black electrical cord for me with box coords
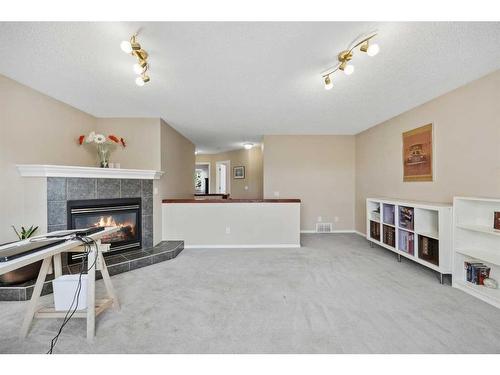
[46,235,98,354]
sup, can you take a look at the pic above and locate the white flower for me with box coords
[86,131,96,143]
[94,134,106,144]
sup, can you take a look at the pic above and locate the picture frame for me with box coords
[402,123,433,182]
[233,166,245,179]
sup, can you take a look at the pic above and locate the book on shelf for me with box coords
[371,207,380,221]
[418,235,439,266]
[370,220,380,241]
[399,206,414,230]
[383,204,395,225]
[383,225,395,247]
[398,229,414,255]
[464,261,491,285]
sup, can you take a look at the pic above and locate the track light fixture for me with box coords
[120,34,151,86]
[321,31,379,89]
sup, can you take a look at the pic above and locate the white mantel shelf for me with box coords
[16,164,164,180]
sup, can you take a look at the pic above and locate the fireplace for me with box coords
[67,198,142,263]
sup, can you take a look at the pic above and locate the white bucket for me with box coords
[52,275,88,311]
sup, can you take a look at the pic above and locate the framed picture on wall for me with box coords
[402,123,433,182]
[233,166,245,179]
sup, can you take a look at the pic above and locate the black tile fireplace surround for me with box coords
[67,197,142,263]
[47,177,154,254]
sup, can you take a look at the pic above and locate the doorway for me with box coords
[215,160,230,194]
[195,162,210,194]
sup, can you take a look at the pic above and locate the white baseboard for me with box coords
[300,229,358,234]
[354,231,366,237]
[185,244,301,249]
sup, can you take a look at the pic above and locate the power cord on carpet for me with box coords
[46,235,98,354]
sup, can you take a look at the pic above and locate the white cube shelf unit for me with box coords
[366,198,453,283]
[453,197,500,309]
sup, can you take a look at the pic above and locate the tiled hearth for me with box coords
[0,241,184,301]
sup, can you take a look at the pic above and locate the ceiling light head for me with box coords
[367,43,380,57]
[324,75,333,90]
[243,143,254,150]
[343,64,355,75]
[133,64,144,75]
[133,60,148,74]
[130,35,141,51]
[120,41,132,54]
[135,76,145,87]
[360,41,369,53]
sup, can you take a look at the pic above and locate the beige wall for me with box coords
[0,75,97,242]
[196,146,264,199]
[95,118,161,170]
[160,119,195,199]
[0,74,196,243]
[263,135,356,231]
[355,69,500,233]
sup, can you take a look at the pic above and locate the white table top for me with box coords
[0,227,119,276]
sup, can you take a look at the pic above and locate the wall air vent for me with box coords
[316,223,333,233]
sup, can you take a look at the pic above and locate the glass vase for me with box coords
[97,144,110,168]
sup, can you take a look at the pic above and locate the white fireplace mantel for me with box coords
[16,164,164,180]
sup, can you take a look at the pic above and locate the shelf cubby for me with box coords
[398,205,414,231]
[382,204,395,226]
[368,201,381,222]
[414,208,439,239]
[369,220,380,241]
[383,224,396,248]
[418,234,439,266]
[398,229,414,255]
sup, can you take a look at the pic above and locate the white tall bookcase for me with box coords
[453,197,500,309]
[366,198,453,283]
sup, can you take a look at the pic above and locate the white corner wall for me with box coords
[162,203,301,248]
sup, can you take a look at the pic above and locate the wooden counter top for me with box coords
[194,193,229,198]
[162,199,301,204]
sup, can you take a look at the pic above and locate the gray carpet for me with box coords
[1,234,500,354]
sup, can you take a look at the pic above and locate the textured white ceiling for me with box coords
[1,22,499,153]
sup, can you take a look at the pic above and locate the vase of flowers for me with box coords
[78,131,126,168]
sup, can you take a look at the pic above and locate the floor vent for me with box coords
[316,223,333,233]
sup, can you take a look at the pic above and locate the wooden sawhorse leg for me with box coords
[86,244,97,341]
[98,251,120,310]
[20,256,52,338]
[53,253,63,278]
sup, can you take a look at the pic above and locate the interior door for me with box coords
[216,163,227,193]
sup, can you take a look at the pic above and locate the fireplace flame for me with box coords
[94,216,136,237]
